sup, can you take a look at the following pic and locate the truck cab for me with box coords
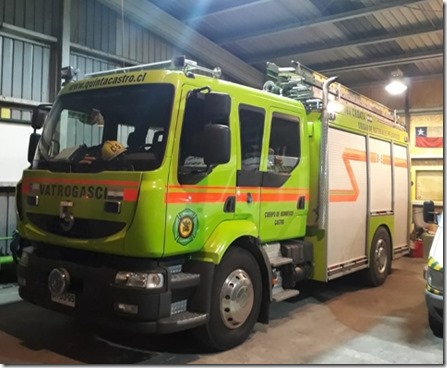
[13,57,312,351]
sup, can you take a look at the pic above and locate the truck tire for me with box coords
[429,313,443,337]
[365,227,391,287]
[194,246,262,351]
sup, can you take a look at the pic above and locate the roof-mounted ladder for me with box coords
[264,61,403,128]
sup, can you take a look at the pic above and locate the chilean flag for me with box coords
[415,126,443,148]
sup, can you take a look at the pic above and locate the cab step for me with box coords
[272,289,300,302]
[171,272,200,289]
[158,311,208,333]
[270,256,293,268]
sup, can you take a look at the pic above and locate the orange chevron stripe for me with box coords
[330,148,408,202]
[329,149,363,202]
[393,157,408,168]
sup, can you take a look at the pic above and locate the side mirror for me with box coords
[28,133,41,164]
[31,107,48,130]
[203,93,231,122]
[202,124,230,166]
[423,200,436,223]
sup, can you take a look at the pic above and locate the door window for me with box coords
[178,90,230,184]
[239,105,265,171]
[267,114,300,174]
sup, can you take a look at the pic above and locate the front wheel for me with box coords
[365,227,392,287]
[193,247,262,351]
[429,313,443,337]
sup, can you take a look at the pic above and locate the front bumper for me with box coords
[17,243,211,334]
[425,289,443,324]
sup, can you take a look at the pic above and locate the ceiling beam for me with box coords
[183,0,273,23]
[316,48,443,74]
[350,73,443,89]
[97,0,264,87]
[245,24,443,64]
[216,0,429,45]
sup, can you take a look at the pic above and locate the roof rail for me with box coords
[84,55,222,79]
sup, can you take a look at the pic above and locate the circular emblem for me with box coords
[48,268,70,295]
[173,209,198,246]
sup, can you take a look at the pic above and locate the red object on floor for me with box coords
[411,240,423,258]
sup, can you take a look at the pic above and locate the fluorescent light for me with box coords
[385,80,408,95]
[385,69,407,95]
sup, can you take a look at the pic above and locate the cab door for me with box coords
[164,85,236,257]
[259,109,309,242]
[235,104,266,230]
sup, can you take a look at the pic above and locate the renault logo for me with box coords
[59,201,74,232]
[60,211,75,232]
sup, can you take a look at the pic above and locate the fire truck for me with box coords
[12,56,410,350]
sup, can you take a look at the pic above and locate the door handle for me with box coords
[297,196,305,209]
[224,196,236,213]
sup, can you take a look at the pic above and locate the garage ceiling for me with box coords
[103,0,443,89]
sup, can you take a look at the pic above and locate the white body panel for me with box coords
[369,138,392,212]
[325,129,409,276]
[393,144,410,249]
[327,128,367,266]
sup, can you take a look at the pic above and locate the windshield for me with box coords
[34,84,174,172]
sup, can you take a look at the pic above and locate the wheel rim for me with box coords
[375,238,388,274]
[219,269,254,329]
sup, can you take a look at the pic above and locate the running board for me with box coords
[270,256,293,268]
[327,257,368,280]
[393,245,410,259]
[272,289,300,302]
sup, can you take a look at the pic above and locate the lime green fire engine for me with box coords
[12,56,410,350]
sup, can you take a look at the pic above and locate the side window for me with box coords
[267,114,300,173]
[239,105,265,171]
[117,124,135,145]
[123,126,164,154]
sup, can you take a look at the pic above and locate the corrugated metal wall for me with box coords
[0,36,51,103]
[0,0,184,250]
[0,0,60,36]
[0,0,181,100]
[71,0,117,54]
[70,53,119,79]
[70,0,179,75]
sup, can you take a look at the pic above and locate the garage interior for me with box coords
[0,0,443,364]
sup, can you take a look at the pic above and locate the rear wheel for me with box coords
[365,227,391,287]
[194,247,262,351]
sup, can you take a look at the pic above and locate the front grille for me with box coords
[27,213,126,239]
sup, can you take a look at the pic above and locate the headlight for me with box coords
[19,246,34,267]
[115,271,164,289]
[427,267,444,293]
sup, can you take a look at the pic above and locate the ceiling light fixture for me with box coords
[385,69,408,95]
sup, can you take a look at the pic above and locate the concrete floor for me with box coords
[0,256,443,364]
